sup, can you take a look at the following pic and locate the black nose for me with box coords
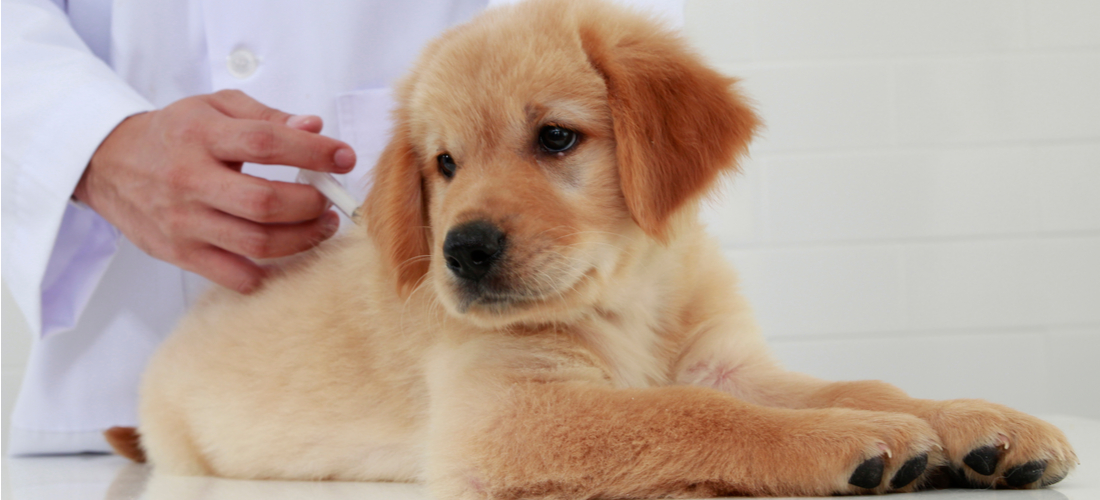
[443,220,505,282]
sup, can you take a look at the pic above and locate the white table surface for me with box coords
[4,415,1097,500]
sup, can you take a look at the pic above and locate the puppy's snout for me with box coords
[443,220,505,282]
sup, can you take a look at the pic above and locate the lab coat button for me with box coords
[227,48,259,79]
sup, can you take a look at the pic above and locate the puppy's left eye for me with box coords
[538,126,578,153]
[437,153,457,179]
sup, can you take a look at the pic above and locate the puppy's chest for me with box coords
[579,309,671,388]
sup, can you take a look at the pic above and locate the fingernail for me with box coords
[286,114,314,129]
[322,211,340,235]
[334,147,356,172]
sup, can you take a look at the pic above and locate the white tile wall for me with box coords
[1046,327,1100,416]
[902,239,1046,330]
[1024,0,1100,49]
[895,54,1100,145]
[1038,237,1100,325]
[718,0,1026,60]
[733,63,897,153]
[727,247,906,337]
[763,148,1038,242]
[1035,144,1100,232]
[687,0,1100,417]
[769,331,1050,414]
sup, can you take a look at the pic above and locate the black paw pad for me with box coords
[890,453,928,489]
[849,456,885,489]
[1005,461,1046,487]
[963,445,1000,476]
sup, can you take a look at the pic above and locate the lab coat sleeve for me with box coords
[1,0,155,338]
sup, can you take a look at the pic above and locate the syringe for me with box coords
[296,170,362,221]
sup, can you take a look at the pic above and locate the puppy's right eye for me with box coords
[437,153,457,179]
[538,126,578,153]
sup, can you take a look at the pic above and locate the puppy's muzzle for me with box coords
[443,220,505,282]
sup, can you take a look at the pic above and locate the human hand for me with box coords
[74,89,356,293]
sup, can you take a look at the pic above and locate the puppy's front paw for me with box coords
[780,409,945,495]
[921,400,1078,489]
[839,412,946,494]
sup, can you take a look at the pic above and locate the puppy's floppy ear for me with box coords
[363,109,430,294]
[580,18,760,240]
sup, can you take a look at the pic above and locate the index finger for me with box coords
[204,89,325,133]
[207,118,357,173]
[204,89,293,124]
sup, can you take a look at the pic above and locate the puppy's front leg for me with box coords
[425,335,940,498]
[677,328,1078,490]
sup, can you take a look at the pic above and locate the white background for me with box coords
[3,0,1099,454]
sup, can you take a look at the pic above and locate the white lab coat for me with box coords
[1,0,682,456]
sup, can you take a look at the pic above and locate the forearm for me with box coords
[428,382,893,498]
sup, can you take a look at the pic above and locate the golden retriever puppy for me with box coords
[133,0,1077,497]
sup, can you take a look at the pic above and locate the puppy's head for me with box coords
[365,0,758,327]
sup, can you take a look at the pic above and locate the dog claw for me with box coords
[1005,461,1046,487]
[963,445,999,476]
[849,456,885,489]
[890,453,928,489]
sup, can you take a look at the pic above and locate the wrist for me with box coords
[75,111,150,207]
